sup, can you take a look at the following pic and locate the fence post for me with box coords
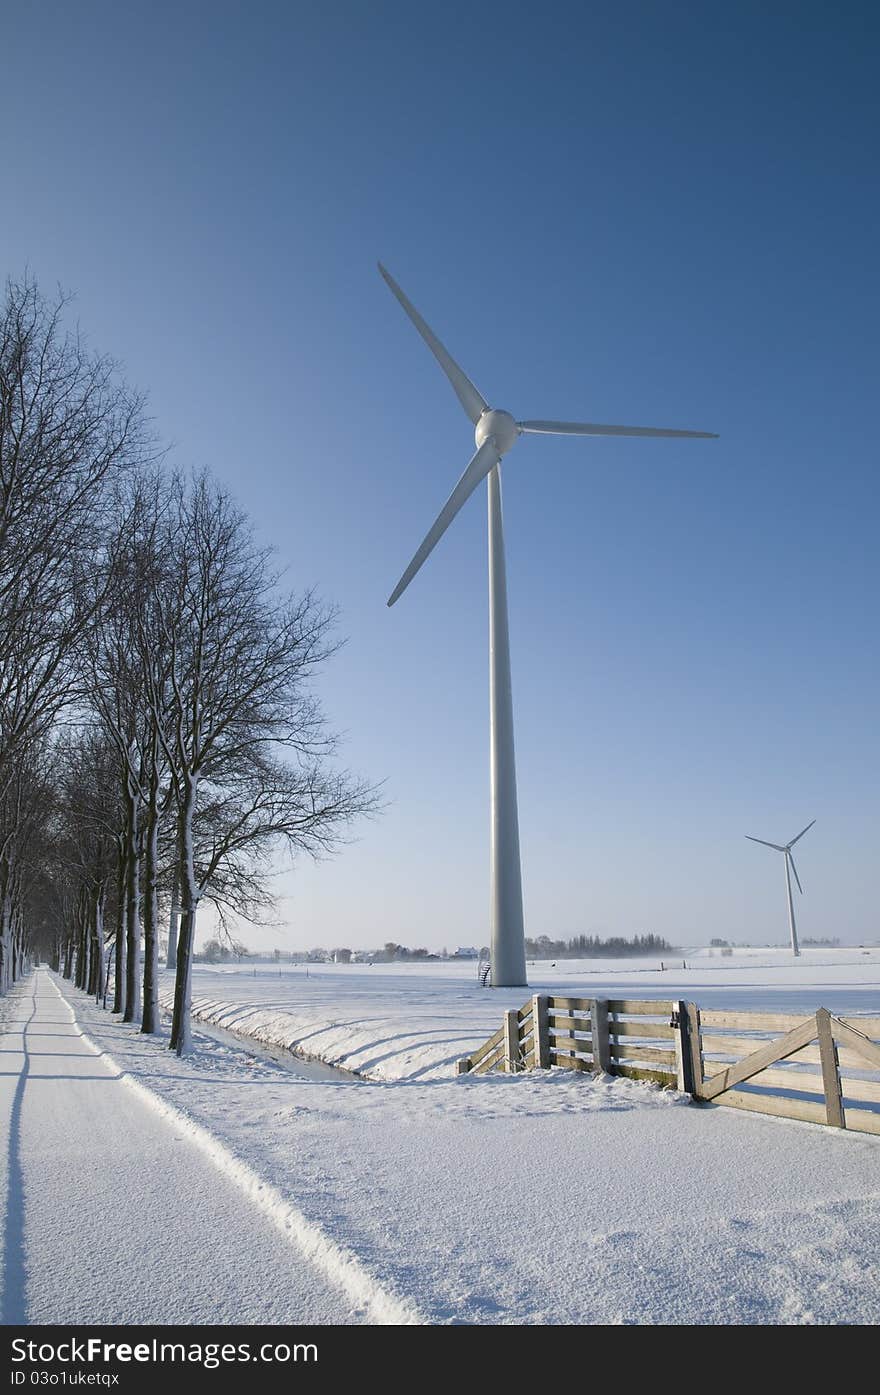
[671,1001,703,1097]
[685,1001,704,1098]
[816,1007,845,1128]
[532,994,551,1068]
[456,1056,472,1075]
[503,1009,520,1073]
[672,1000,692,1093]
[591,998,611,1075]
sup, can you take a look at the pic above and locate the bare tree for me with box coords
[157,474,378,1053]
[0,276,149,992]
[51,731,121,1000]
[81,591,146,1023]
[0,276,148,785]
[0,738,54,989]
[1,280,380,1018]
[190,749,377,930]
[80,472,177,1029]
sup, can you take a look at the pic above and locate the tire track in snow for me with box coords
[48,974,424,1326]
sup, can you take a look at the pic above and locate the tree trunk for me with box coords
[140,765,161,1034]
[165,848,180,972]
[113,840,127,1013]
[0,885,11,994]
[91,890,105,1002]
[76,893,89,991]
[123,782,141,1023]
[170,780,198,1054]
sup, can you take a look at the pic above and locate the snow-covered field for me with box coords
[4,951,879,1326]
[178,946,880,1081]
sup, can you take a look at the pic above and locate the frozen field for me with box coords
[175,947,880,1081]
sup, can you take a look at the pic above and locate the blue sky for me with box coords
[4,1,877,948]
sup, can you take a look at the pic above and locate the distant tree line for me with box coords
[197,936,680,965]
[377,942,438,961]
[0,274,378,1050]
[525,933,676,959]
[197,938,252,964]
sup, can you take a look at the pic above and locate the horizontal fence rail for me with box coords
[457,997,880,1137]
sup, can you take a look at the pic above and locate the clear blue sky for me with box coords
[4,1,877,948]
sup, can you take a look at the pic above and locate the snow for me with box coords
[0,972,382,1324]
[175,947,880,1081]
[2,953,876,1324]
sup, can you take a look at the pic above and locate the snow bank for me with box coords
[166,948,880,1081]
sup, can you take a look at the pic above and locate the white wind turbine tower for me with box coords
[745,819,816,957]
[379,263,717,987]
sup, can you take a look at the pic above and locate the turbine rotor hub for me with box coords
[475,408,519,456]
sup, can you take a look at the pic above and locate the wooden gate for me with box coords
[694,1007,880,1135]
[459,997,880,1136]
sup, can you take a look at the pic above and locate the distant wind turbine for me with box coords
[745,819,816,957]
[378,262,718,987]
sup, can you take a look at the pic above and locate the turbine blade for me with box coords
[745,835,786,851]
[378,263,488,424]
[788,853,804,894]
[387,439,500,606]
[788,818,816,848]
[518,419,718,439]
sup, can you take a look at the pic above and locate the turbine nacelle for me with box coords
[475,408,519,456]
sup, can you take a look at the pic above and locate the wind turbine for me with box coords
[379,263,717,987]
[745,819,816,957]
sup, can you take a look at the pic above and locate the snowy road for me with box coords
[0,970,365,1325]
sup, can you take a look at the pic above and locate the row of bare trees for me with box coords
[0,275,376,1052]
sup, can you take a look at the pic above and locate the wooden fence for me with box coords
[457,995,880,1137]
